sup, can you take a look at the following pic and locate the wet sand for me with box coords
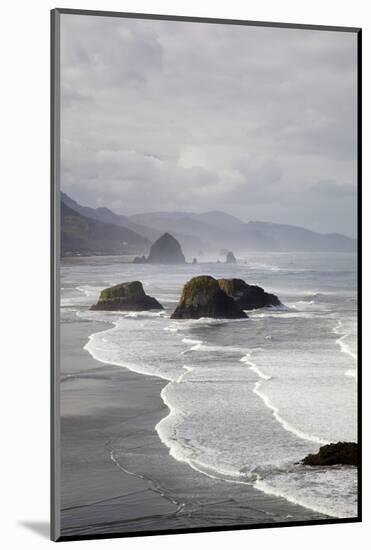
[60,318,327,538]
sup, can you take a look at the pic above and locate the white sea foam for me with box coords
[292,300,330,313]
[248,262,281,271]
[333,320,358,381]
[76,285,100,297]
[253,477,345,518]
[253,381,330,445]
[172,317,248,328]
[155,390,250,485]
[84,321,175,382]
[155,387,194,463]
[164,325,179,333]
[251,311,317,319]
[345,369,357,379]
[240,353,271,380]
[337,337,357,361]
[176,365,194,383]
[60,297,76,307]
[124,310,166,318]
[181,338,203,346]
[185,342,247,354]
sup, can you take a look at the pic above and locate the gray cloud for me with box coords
[60,14,358,237]
[311,180,356,197]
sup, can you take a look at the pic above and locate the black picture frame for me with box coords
[51,8,362,542]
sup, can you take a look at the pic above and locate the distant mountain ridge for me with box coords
[61,192,356,256]
[129,210,355,253]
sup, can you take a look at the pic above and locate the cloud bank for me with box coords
[60,14,358,236]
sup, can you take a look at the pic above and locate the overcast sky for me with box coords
[60,14,358,237]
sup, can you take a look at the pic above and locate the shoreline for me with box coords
[60,315,329,537]
[82,314,350,519]
[60,318,178,537]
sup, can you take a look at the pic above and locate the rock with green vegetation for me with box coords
[225,251,237,264]
[171,275,247,319]
[218,278,281,310]
[90,281,163,311]
[147,232,186,264]
[302,442,358,466]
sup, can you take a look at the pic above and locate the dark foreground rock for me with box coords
[148,233,186,264]
[90,281,163,311]
[218,278,281,310]
[302,442,358,466]
[171,276,247,319]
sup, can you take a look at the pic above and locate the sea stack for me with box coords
[218,278,281,310]
[133,255,147,264]
[171,275,247,319]
[147,232,186,264]
[90,281,163,311]
[302,442,358,466]
[226,251,237,264]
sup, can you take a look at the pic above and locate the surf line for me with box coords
[332,320,357,361]
[332,320,357,380]
[241,352,329,446]
[240,352,271,381]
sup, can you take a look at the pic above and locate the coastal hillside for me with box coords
[61,193,203,253]
[61,192,152,238]
[61,202,151,257]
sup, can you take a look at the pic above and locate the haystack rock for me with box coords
[226,251,237,264]
[147,232,186,264]
[218,278,281,310]
[90,281,163,311]
[171,275,247,319]
[302,442,358,466]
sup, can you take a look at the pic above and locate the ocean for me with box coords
[60,251,358,520]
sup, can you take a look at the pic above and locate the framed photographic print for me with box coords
[51,8,361,542]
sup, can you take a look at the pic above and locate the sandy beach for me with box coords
[60,317,328,537]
